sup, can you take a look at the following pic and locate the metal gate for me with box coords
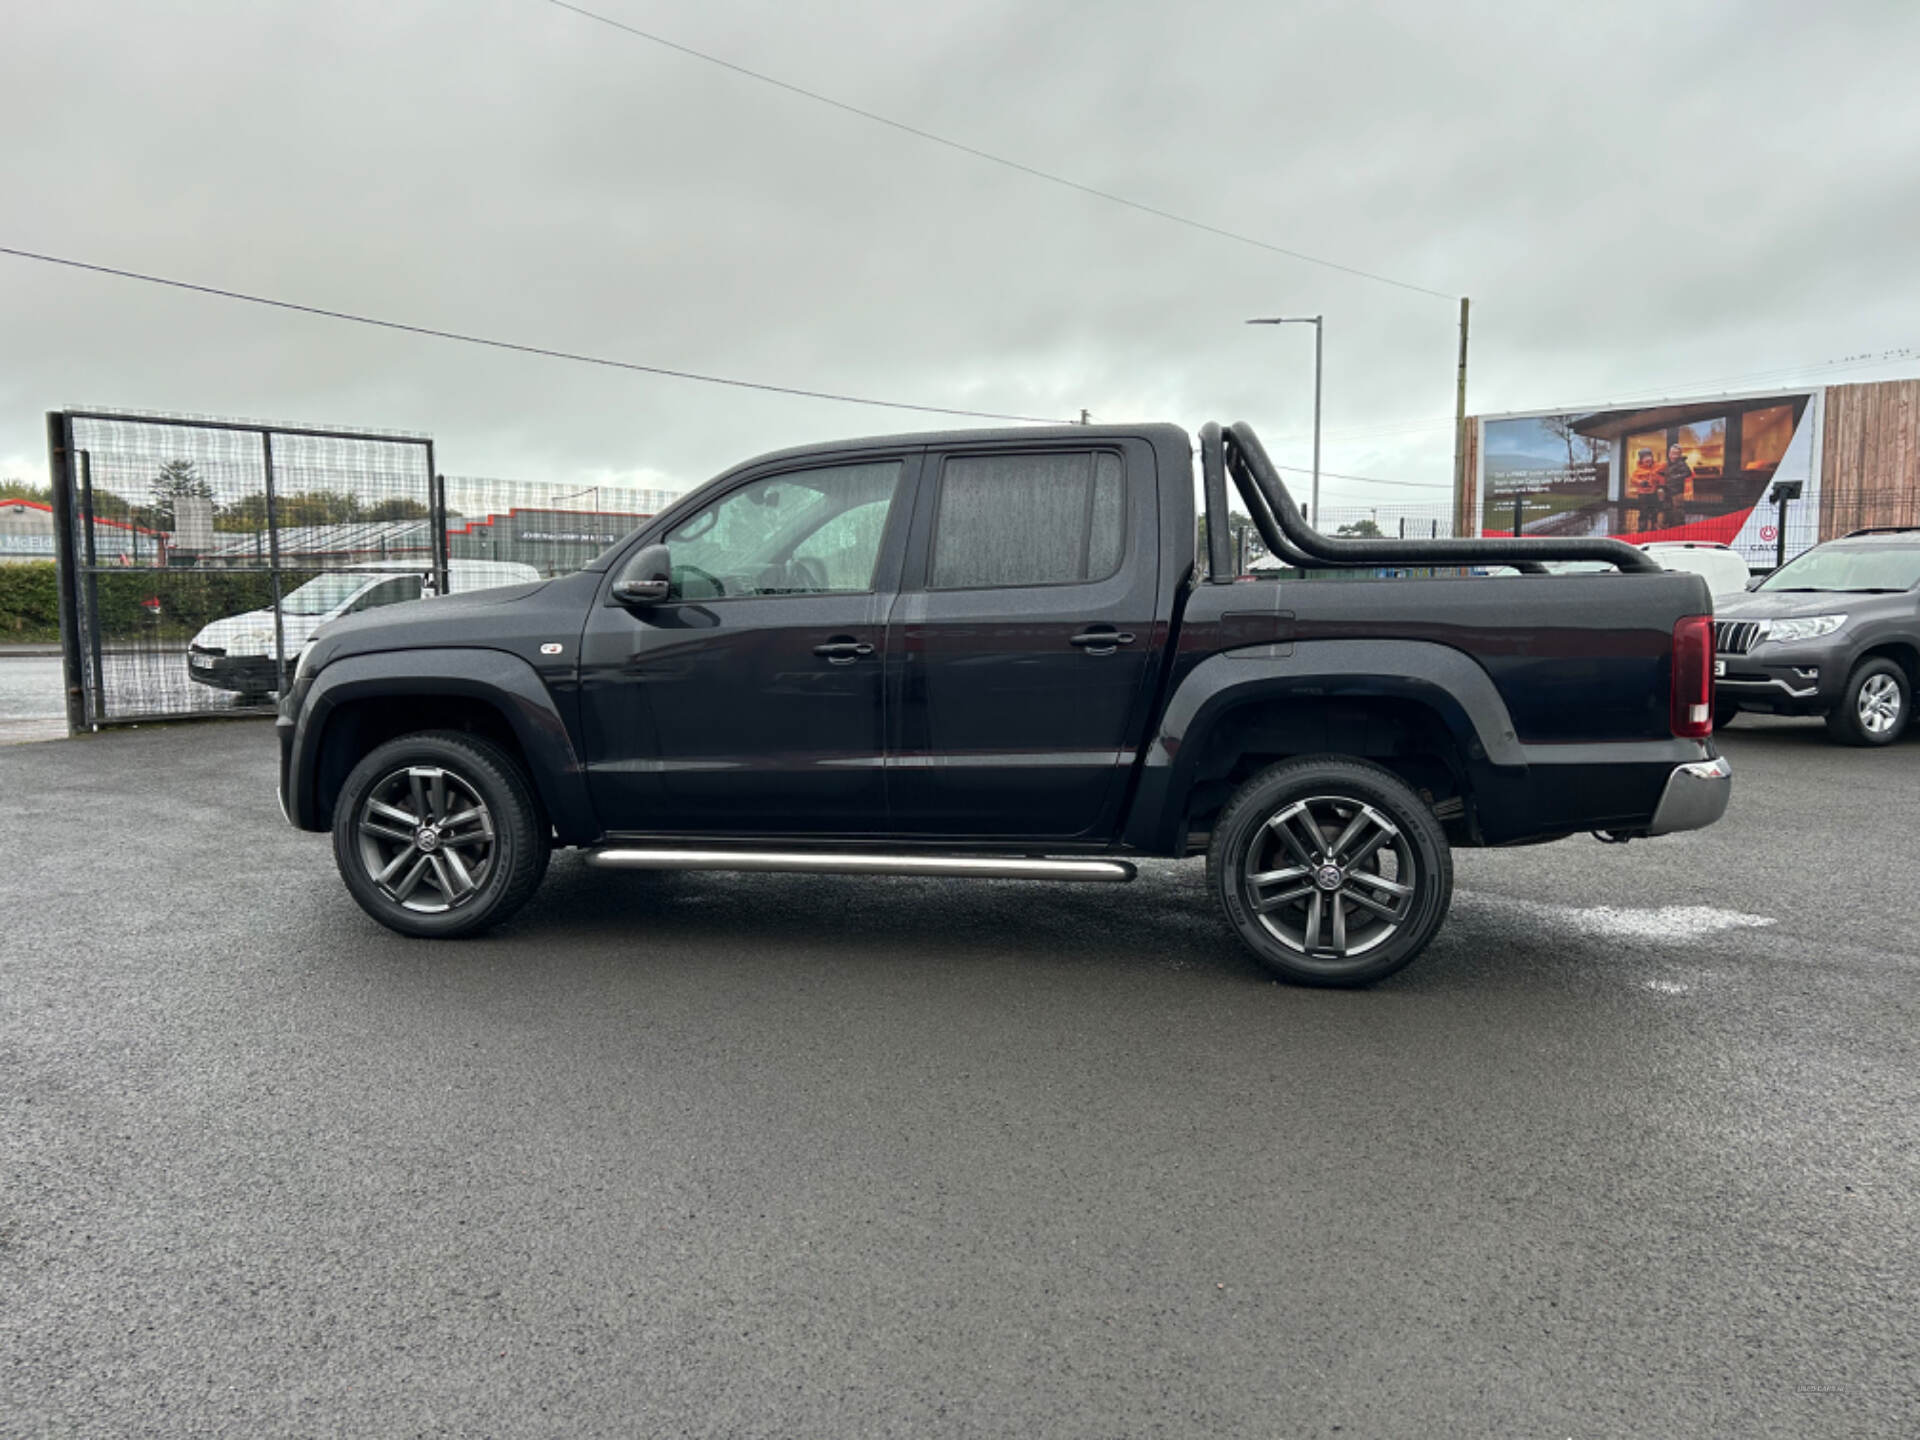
[47,409,446,731]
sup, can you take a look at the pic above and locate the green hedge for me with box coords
[0,562,319,643]
[0,562,59,639]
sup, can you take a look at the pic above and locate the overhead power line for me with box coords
[0,245,1071,425]
[543,0,1457,303]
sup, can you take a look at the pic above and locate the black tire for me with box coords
[332,730,549,938]
[1206,756,1453,987]
[1824,658,1910,747]
[1713,695,1741,730]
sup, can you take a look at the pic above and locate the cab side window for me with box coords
[663,462,902,600]
[930,452,1125,590]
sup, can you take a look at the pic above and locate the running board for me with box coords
[585,847,1137,883]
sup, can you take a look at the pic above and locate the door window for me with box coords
[930,452,1125,590]
[662,462,902,600]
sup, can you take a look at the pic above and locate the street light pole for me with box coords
[1245,315,1323,522]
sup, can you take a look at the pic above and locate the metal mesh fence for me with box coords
[443,477,680,578]
[46,411,687,730]
[55,411,438,726]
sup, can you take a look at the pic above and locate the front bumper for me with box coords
[1646,755,1733,836]
[1714,641,1844,714]
[187,650,285,695]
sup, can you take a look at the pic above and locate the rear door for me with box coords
[885,439,1162,839]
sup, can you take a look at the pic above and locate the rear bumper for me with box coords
[1646,755,1733,836]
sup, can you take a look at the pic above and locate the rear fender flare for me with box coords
[1122,638,1526,851]
[291,648,597,844]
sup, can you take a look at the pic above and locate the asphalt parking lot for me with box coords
[2,718,1914,1438]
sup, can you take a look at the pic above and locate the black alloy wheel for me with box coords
[332,730,550,937]
[1207,757,1454,987]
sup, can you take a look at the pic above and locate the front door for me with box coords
[886,442,1162,839]
[579,455,915,835]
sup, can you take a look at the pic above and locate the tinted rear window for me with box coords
[930,452,1124,589]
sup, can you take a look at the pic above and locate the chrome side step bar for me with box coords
[586,847,1136,883]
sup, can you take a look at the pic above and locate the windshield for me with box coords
[1758,543,1920,593]
[281,572,384,615]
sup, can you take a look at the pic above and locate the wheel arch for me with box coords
[290,648,599,844]
[1123,639,1526,853]
[1856,639,1919,689]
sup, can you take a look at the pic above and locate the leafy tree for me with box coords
[1335,518,1384,538]
[1,478,52,505]
[1196,510,1267,570]
[363,497,431,522]
[148,458,213,531]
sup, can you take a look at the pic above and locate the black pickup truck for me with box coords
[277,421,1730,985]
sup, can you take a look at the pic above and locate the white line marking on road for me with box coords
[1456,890,1777,944]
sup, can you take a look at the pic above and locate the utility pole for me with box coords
[1078,409,1091,426]
[1452,296,1471,536]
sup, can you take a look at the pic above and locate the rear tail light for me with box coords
[1671,614,1713,738]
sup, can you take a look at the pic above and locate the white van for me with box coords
[1638,541,1750,598]
[186,559,541,697]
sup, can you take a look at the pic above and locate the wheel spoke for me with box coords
[390,853,431,901]
[430,770,449,823]
[1327,807,1378,864]
[409,772,431,826]
[1343,887,1404,922]
[367,798,419,828]
[1267,803,1321,867]
[1329,895,1347,953]
[1303,891,1323,950]
[440,805,493,839]
[440,846,476,897]
[359,818,416,846]
[1253,882,1317,913]
[427,852,462,901]
[1351,872,1412,898]
[1247,865,1308,888]
[374,846,416,885]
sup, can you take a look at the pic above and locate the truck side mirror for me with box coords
[612,543,672,606]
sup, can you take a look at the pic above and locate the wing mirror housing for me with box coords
[612,543,672,606]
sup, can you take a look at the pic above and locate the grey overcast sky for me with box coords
[4,0,1919,505]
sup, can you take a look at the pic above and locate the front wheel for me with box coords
[1825,658,1909,746]
[332,730,549,937]
[1206,757,1454,987]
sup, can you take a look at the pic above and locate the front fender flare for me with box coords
[288,647,598,844]
[1121,639,1527,851]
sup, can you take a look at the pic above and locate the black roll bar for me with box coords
[1204,420,1660,578]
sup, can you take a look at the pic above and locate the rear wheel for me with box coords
[332,730,549,937]
[1825,658,1909,746]
[1206,757,1453,987]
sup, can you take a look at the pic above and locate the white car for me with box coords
[1537,542,1751,597]
[187,559,542,697]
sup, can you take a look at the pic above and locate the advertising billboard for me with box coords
[1475,388,1821,563]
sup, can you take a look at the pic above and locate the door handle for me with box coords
[1069,629,1136,654]
[813,638,875,664]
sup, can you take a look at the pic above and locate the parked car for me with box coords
[1712,527,1920,744]
[276,422,1730,987]
[1539,542,1749,596]
[1640,541,1750,597]
[188,559,541,698]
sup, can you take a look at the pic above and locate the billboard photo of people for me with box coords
[1476,390,1818,563]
